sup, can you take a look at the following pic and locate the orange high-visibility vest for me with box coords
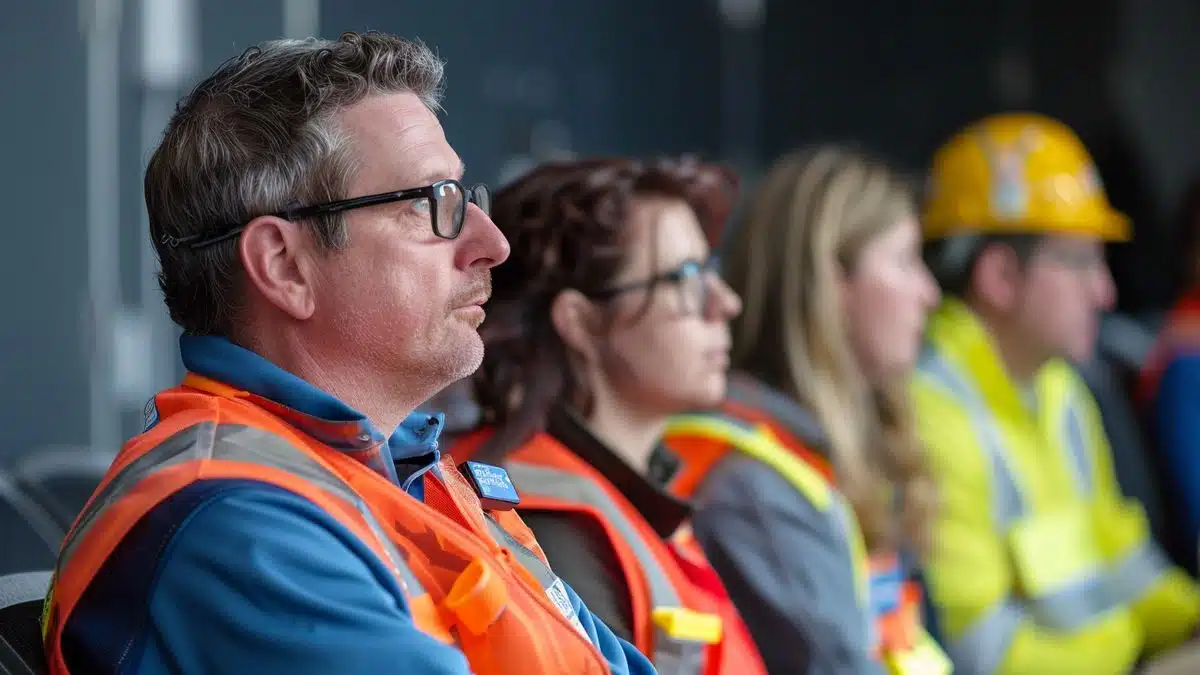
[453,428,768,675]
[43,374,610,675]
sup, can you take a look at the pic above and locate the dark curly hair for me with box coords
[472,156,738,461]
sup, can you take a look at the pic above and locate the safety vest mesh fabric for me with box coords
[917,351,1171,673]
[506,460,710,674]
[44,409,611,675]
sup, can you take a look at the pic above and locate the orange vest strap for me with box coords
[506,432,720,667]
[506,460,685,608]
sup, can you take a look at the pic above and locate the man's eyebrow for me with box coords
[414,161,466,186]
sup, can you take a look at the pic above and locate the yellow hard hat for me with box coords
[921,112,1130,242]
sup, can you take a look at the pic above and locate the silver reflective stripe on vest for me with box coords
[918,352,1169,673]
[58,422,425,597]
[918,354,1024,527]
[483,514,558,589]
[943,598,1024,675]
[506,461,705,675]
[1106,541,1171,607]
[1061,388,1094,496]
[482,515,591,638]
[1053,389,1166,608]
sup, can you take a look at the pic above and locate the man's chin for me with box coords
[451,332,486,379]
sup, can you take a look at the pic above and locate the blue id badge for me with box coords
[869,563,905,617]
[460,461,521,511]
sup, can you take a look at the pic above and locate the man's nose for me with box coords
[457,205,511,269]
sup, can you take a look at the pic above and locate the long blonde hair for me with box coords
[725,146,935,553]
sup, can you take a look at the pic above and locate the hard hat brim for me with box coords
[922,207,1131,243]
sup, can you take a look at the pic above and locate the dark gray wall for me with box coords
[0,1,90,456]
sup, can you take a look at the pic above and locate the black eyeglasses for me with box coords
[586,255,722,315]
[1035,243,1108,272]
[161,179,491,250]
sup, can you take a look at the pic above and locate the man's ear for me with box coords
[971,242,1023,313]
[239,216,319,320]
[550,289,601,362]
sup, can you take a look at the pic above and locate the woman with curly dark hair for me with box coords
[450,156,767,675]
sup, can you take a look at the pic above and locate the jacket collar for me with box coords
[726,371,831,456]
[923,298,1049,421]
[547,407,692,539]
[178,335,443,486]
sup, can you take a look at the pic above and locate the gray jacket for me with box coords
[670,376,884,675]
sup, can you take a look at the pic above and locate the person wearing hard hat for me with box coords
[913,112,1200,675]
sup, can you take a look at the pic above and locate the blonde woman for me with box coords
[662,146,945,674]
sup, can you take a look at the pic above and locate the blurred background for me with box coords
[1,0,1198,568]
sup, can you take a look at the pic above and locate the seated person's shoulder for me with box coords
[65,482,468,674]
[1162,351,1200,383]
[1043,357,1093,392]
[909,375,990,482]
[699,452,834,523]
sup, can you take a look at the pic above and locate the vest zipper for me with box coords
[354,459,609,670]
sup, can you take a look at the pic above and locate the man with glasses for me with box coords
[41,32,655,675]
[912,112,1200,675]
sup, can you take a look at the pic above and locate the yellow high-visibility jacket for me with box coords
[912,299,1200,675]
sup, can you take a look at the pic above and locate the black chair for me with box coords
[1079,313,1179,562]
[0,570,51,675]
[1098,311,1200,576]
[0,471,60,578]
[11,446,113,531]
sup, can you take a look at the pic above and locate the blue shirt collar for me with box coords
[179,335,444,484]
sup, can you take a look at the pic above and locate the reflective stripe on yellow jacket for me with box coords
[912,299,1200,675]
